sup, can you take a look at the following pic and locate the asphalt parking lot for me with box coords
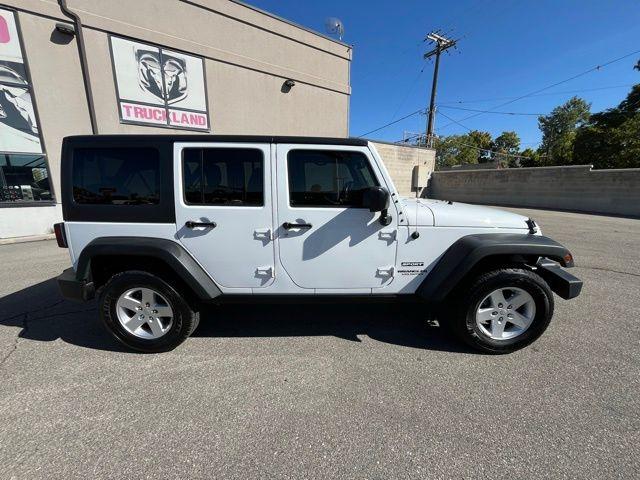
[0,207,638,479]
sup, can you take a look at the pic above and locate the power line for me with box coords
[398,40,427,57]
[438,84,637,105]
[400,125,546,148]
[437,110,472,131]
[362,40,434,137]
[357,108,425,138]
[398,132,423,143]
[396,111,468,144]
[402,94,639,146]
[455,142,538,160]
[436,86,640,137]
[401,135,541,162]
[356,48,428,138]
[439,105,545,116]
[390,65,426,122]
[403,132,542,160]
[437,48,640,132]
[436,0,493,36]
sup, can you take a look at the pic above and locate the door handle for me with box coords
[185,221,217,229]
[283,222,312,230]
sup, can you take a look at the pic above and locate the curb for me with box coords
[0,234,56,245]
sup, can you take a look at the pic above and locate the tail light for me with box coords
[53,222,68,248]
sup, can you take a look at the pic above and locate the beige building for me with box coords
[0,0,352,238]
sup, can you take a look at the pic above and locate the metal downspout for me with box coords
[57,0,98,134]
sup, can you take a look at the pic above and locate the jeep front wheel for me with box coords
[99,271,199,352]
[445,268,554,354]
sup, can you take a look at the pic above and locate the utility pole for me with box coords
[424,32,457,147]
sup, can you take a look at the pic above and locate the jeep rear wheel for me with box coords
[445,268,554,354]
[99,271,199,352]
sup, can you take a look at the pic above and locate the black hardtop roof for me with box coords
[63,134,369,147]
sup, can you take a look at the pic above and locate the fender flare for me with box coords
[416,233,574,303]
[75,237,222,300]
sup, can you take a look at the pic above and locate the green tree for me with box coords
[468,131,492,149]
[573,84,640,169]
[538,96,591,165]
[518,148,542,168]
[434,130,493,168]
[492,131,520,166]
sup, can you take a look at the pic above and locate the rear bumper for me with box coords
[57,268,95,302]
[536,259,583,300]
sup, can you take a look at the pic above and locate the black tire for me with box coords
[99,270,199,353]
[443,268,554,354]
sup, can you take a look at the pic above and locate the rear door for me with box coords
[173,142,275,289]
[275,144,398,291]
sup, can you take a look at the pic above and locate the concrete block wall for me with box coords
[427,165,640,217]
[372,142,436,197]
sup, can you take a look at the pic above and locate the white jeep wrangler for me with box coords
[55,135,582,353]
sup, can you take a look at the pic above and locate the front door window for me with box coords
[287,150,378,208]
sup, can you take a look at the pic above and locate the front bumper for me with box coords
[57,268,95,302]
[536,259,583,299]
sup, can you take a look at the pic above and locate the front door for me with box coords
[173,142,275,289]
[276,144,398,290]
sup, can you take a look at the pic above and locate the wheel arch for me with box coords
[75,237,222,301]
[417,233,575,303]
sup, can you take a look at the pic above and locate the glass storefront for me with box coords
[0,153,53,203]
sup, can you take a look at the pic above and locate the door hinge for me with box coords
[254,228,272,241]
[378,229,397,241]
[376,266,395,277]
[255,266,274,278]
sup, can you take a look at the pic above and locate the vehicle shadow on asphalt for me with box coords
[195,304,474,354]
[0,278,475,354]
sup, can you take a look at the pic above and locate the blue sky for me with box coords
[247,0,640,147]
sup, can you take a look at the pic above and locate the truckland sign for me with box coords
[109,36,210,131]
[0,8,43,154]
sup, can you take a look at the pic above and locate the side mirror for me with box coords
[362,186,392,226]
[362,186,389,212]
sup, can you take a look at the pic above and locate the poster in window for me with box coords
[110,36,210,131]
[0,8,43,154]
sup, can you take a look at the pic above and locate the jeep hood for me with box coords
[400,198,530,230]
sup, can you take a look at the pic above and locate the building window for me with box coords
[182,148,264,206]
[72,148,160,205]
[0,154,53,203]
[287,150,379,207]
[0,8,43,154]
[1,8,52,205]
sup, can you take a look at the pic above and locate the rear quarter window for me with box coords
[72,148,160,205]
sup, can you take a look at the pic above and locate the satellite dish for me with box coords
[325,17,344,41]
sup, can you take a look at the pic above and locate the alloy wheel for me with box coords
[115,287,174,339]
[475,287,536,340]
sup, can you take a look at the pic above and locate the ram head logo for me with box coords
[135,48,188,104]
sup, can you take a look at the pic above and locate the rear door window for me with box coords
[72,148,160,205]
[182,148,264,206]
